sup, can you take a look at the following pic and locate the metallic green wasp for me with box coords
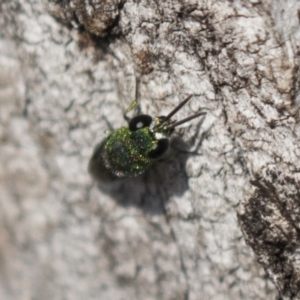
[88,95,206,181]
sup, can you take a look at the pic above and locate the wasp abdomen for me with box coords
[89,127,154,180]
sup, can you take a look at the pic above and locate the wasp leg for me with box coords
[124,75,142,121]
[102,115,115,133]
[123,99,138,122]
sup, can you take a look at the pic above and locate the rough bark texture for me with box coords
[1,0,300,299]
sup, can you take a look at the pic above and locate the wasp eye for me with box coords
[148,139,169,159]
[129,115,152,131]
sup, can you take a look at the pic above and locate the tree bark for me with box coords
[1,0,300,299]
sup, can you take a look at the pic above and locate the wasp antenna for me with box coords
[167,111,206,129]
[164,95,193,121]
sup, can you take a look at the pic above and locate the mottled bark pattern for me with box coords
[1,0,300,299]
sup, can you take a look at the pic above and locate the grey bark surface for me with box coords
[0,0,300,299]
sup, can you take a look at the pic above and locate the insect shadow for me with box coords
[93,116,208,216]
